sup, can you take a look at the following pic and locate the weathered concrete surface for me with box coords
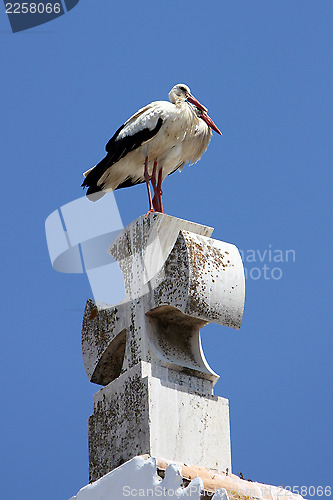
[82,213,245,388]
[82,213,245,482]
[88,362,231,483]
[108,213,244,327]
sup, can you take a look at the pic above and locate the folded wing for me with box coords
[82,104,165,199]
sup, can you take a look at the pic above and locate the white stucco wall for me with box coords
[70,456,229,500]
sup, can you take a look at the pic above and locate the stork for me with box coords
[82,84,222,213]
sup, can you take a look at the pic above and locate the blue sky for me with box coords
[1,1,332,499]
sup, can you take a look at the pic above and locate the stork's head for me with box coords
[169,83,222,135]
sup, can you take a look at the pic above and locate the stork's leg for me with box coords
[157,166,164,213]
[151,160,161,212]
[144,156,154,215]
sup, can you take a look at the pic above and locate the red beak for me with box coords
[200,111,222,135]
[186,93,208,112]
[186,93,222,135]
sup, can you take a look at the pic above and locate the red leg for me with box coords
[151,160,161,212]
[157,167,164,213]
[144,156,154,216]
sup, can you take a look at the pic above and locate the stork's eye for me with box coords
[179,86,187,92]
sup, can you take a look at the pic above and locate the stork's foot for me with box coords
[144,158,164,214]
[145,208,156,218]
[150,160,164,212]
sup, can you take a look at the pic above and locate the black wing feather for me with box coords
[82,118,164,196]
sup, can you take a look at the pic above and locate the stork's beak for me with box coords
[186,93,222,135]
[186,93,208,112]
[200,111,222,135]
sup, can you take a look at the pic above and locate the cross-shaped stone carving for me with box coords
[82,212,245,481]
[82,212,245,391]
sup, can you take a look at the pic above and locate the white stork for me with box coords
[82,84,222,213]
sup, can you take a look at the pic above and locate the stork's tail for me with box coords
[81,155,110,202]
